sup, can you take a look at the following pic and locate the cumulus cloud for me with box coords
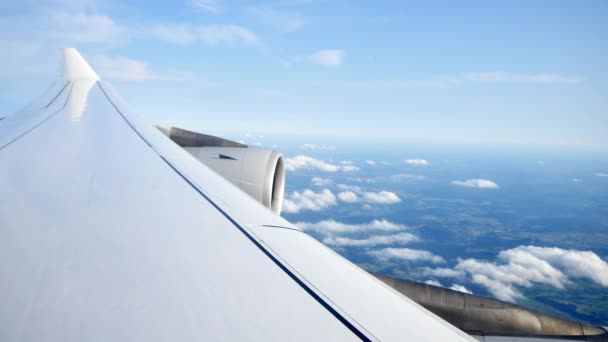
[282,189,336,213]
[347,177,375,183]
[421,267,465,278]
[451,179,499,189]
[335,183,401,205]
[309,49,345,67]
[336,184,362,192]
[296,219,406,234]
[454,246,608,302]
[450,284,472,294]
[366,160,376,165]
[338,191,359,203]
[285,155,340,172]
[285,156,359,172]
[362,191,401,204]
[342,165,360,172]
[596,173,608,177]
[405,159,429,166]
[368,248,445,264]
[424,279,472,294]
[322,232,418,247]
[311,177,332,187]
[425,280,443,287]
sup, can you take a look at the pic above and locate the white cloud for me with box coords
[322,232,418,247]
[151,24,257,46]
[572,178,582,183]
[405,159,429,166]
[336,184,401,205]
[537,160,545,165]
[369,248,445,264]
[451,179,499,189]
[424,278,472,294]
[285,156,360,172]
[595,173,608,177]
[189,0,220,13]
[311,177,332,187]
[336,184,362,192]
[309,49,345,67]
[89,54,154,81]
[463,71,581,84]
[421,267,465,278]
[342,165,360,172]
[338,191,359,203]
[507,246,608,286]
[449,284,472,294]
[285,155,340,172]
[425,280,443,287]
[366,160,376,165]
[362,191,401,204]
[299,143,335,150]
[347,177,375,183]
[296,219,405,234]
[454,246,608,302]
[340,160,354,165]
[282,189,336,213]
[471,274,523,302]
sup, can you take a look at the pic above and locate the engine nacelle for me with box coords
[184,147,285,214]
[158,126,285,215]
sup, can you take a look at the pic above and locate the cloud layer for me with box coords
[296,219,406,234]
[322,232,418,247]
[369,248,445,264]
[405,159,429,166]
[285,155,358,172]
[282,189,336,213]
[285,156,340,172]
[445,246,608,302]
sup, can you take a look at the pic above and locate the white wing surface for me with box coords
[0,49,474,341]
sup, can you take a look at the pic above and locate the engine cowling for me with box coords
[158,126,285,215]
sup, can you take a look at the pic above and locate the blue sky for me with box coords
[0,0,606,148]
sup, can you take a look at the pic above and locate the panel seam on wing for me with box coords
[96,81,376,342]
[0,82,73,151]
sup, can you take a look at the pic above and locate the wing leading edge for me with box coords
[0,49,474,341]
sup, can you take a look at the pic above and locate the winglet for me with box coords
[62,48,99,81]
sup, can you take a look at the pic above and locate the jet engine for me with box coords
[157,126,285,215]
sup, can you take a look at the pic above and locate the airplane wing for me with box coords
[0,49,475,341]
